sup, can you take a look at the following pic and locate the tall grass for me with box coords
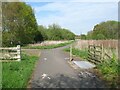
[2,53,39,88]
[97,53,119,88]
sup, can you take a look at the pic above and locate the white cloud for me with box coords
[1,0,118,35]
[33,2,117,34]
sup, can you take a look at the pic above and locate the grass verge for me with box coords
[64,47,88,59]
[64,47,119,88]
[2,53,39,88]
[22,41,74,49]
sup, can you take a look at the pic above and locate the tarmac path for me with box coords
[30,46,106,88]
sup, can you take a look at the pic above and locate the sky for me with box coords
[23,0,118,35]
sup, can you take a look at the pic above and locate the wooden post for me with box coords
[101,44,104,60]
[93,44,96,58]
[17,45,21,61]
[70,45,72,61]
[116,45,118,58]
[88,45,90,54]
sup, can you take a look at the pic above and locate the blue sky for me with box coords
[25,1,118,35]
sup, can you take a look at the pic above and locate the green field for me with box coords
[2,53,39,88]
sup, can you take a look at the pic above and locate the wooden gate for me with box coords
[88,44,112,64]
[88,45,103,64]
[0,45,21,62]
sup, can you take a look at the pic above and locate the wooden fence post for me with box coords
[101,44,104,60]
[70,45,72,61]
[17,45,21,61]
[94,45,96,59]
[116,45,118,58]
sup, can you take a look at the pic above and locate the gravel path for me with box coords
[30,46,106,88]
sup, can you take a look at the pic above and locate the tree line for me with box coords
[78,20,118,40]
[2,2,75,47]
[35,24,75,43]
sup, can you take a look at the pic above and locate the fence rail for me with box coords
[0,45,21,62]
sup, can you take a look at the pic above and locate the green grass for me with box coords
[2,53,39,88]
[97,54,119,88]
[64,47,119,88]
[64,47,88,59]
[22,41,74,49]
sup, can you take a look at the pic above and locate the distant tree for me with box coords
[46,23,75,40]
[34,30,43,43]
[38,25,48,40]
[34,24,75,41]
[61,29,75,40]
[86,20,118,40]
[80,34,87,40]
[86,31,93,39]
[96,34,106,40]
[47,24,62,40]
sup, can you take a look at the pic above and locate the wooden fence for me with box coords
[73,40,118,63]
[0,45,21,62]
[74,39,118,50]
[88,44,112,64]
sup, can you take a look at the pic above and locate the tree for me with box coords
[96,34,106,40]
[2,2,38,46]
[61,29,75,40]
[86,20,118,40]
[47,24,63,40]
[38,25,48,40]
[46,24,75,40]
[34,30,43,43]
[80,34,87,40]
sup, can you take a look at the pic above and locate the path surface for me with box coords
[31,46,106,88]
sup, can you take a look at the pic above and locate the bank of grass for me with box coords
[2,53,39,88]
[22,41,74,49]
[64,47,119,88]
